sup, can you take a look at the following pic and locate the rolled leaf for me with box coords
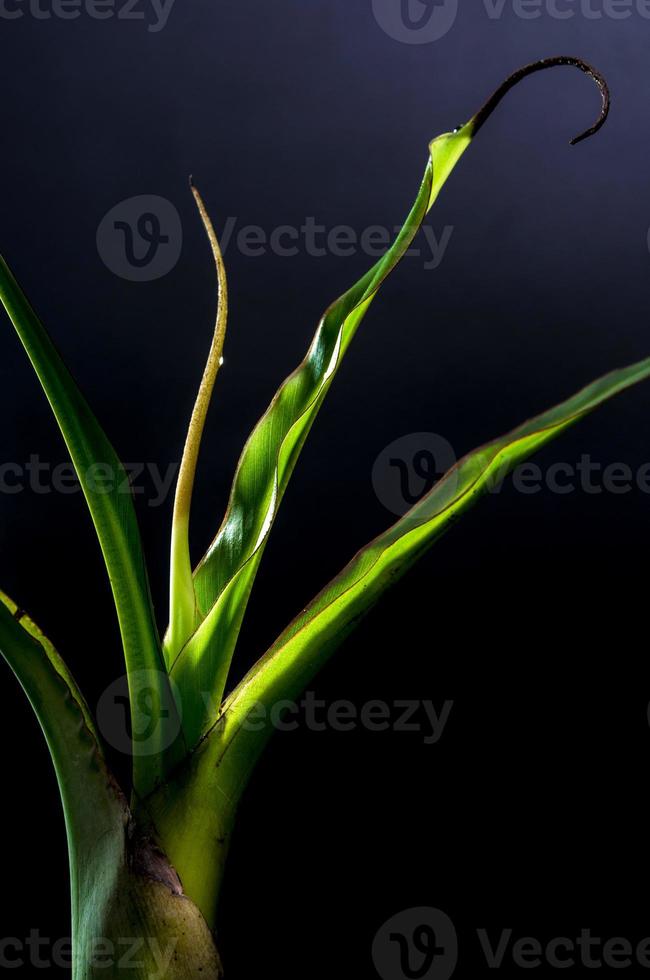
[169,125,474,748]
[169,56,609,751]
[167,182,229,659]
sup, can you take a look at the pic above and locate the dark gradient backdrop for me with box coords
[1,2,649,977]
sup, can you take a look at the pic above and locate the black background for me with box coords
[1,1,650,976]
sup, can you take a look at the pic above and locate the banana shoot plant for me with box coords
[0,58,643,979]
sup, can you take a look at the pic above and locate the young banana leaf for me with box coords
[0,592,129,967]
[166,56,610,753]
[165,128,473,748]
[150,353,650,924]
[0,257,183,798]
[2,55,634,970]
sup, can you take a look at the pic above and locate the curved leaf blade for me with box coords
[0,258,182,795]
[168,182,229,658]
[212,356,650,792]
[145,355,646,923]
[169,125,474,748]
[0,592,129,957]
[168,56,609,751]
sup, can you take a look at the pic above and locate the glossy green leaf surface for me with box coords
[0,55,620,963]
[148,351,646,927]
[0,258,182,796]
[0,592,129,969]
[168,124,474,748]
[167,56,609,753]
[211,356,650,797]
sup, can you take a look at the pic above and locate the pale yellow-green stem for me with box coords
[167,183,229,663]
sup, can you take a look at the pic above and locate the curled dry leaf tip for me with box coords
[471,56,610,146]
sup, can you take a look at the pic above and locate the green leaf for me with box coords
[0,594,219,977]
[167,122,474,749]
[0,592,129,960]
[149,350,644,928]
[167,181,229,658]
[167,56,610,752]
[204,356,650,814]
[0,258,182,796]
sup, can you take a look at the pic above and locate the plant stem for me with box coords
[73,794,224,979]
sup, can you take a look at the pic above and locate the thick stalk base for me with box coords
[76,831,223,980]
